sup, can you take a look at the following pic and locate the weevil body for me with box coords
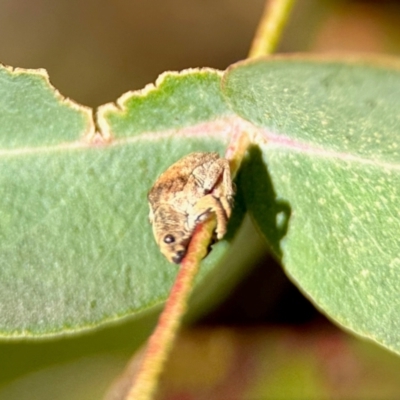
[148,152,234,264]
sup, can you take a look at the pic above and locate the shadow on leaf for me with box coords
[240,145,291,258]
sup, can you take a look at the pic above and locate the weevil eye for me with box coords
[163,234,175,244]
[172,250,186,264]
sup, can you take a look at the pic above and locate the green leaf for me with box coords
[223,56,400,353]
[5,55,400,357]
[0,66,93,149]
[98,69,231,137]
[1,66,249,337]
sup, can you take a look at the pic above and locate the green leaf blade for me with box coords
[224,57,400,161]
[99,69,231,138]
[1,68,238,337]
[0,65,93,149]
[224,56,400,353]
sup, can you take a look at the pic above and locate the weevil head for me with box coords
[150,204,191,264]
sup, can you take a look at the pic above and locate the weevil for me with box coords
[148,152,234,264]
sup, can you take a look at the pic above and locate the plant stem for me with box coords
[124,131,251,400]
[225,130,252,178]
[248,0,296,58]
[124,1,296,394]
[125,218,216,400]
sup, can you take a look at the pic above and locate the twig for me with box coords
[123,1,297,397]
[225,130,252,178]
[125,217,216,400]
[248,0,296,58]
[124,131,251,400]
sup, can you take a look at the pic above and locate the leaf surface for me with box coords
[3,56,400,355]
[223,56,400,352]
[0,67,244,336]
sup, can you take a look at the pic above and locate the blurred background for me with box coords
[2,0,400,108]
[2,0,400,399]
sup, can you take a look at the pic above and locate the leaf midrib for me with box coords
[262,130,400,170]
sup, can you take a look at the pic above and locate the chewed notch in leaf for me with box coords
[0,63,94,150]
